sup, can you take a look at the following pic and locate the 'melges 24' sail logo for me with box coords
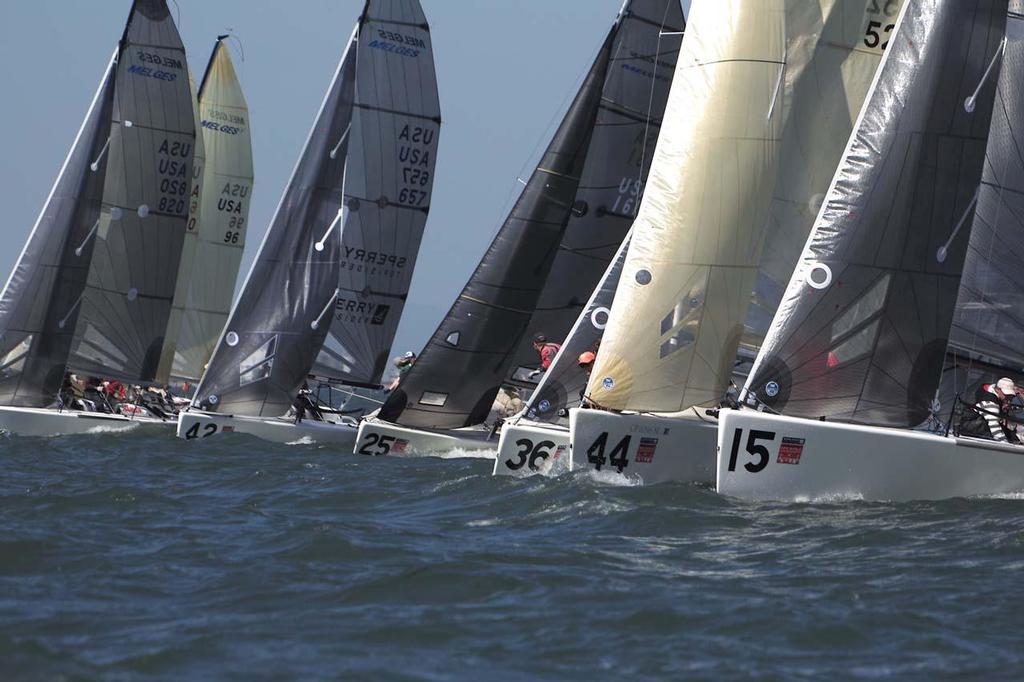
[335,298,391,326]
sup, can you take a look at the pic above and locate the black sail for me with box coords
[0,58,117,406]
[743,0,1007,428]
[381,0,683,429]
[66,0,197,383]
[950,3,1024,372]
[193,0,439,417]
[522,231,631,425]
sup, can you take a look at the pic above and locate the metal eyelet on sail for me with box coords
[964,37,1006,112]
[314,209,344,252]
[310,289,340,330]
[936,187,980,263]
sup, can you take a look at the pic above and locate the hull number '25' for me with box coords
[504,438,556,471]
[726,427,776,473]
[358,433,397,456]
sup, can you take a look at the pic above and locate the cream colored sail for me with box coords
[587,0,898,412]
[158,69,207,383]
[169,40,254,383]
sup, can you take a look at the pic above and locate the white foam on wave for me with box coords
[434,447,496,460]
[582,468,642,487]
[285,436,316,446]
[792,491,866,504]
[85,423,140,435]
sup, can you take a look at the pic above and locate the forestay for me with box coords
[194,0,440,418]
[380,0,683,430]
[521,231,631,426]
[66,0,197,384]
[949,2,1024,374]
[166,39,254,383]
[0,56,117,406]
[743,0,1007,427]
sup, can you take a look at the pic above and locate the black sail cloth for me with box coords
[949,2,1024,374]
[381,0,683,429]
[744,0,1007,428]
[193,0,440,418]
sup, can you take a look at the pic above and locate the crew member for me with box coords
[293,381,323,424]
[577,351,596,407]
[387,351,417,391]
[975,377,1024,443]
[529,333,561,377]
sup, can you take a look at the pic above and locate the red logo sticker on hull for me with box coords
[636,437,658,463]
[222,425,234,433]
[392,438,409,454]
[553,445,567,461]
[777,436,805,465]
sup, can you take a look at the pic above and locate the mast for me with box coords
[193,0,440,417]
[742,0,1008,427]
[380,0,683,429]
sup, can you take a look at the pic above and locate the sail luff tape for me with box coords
[314,209,344,252]
[329,122,352,160]
[965,37,1006,113]
[936,187,980,263]
[58,292,85,329]
[75,218,102,257]
[310,288,341,330]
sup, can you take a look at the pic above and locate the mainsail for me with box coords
[522,230,632,425]
[380,0,683,430]
[66,0,197,384]
[0,56,117,407]
[743,0,1007,427]
[949,2,1024,373]
[193,0,440,418]
[165,38,254,383]
[587,0,904,413]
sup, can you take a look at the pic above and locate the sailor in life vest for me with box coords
[975,377,1024,444]
[529,333,561,378]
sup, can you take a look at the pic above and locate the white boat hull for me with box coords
[568,408,717,485]
[176,411,357,446]
[354,418,497,458]
[492,420,570,477]
[0,406,172,437]
[716,410,1024,501]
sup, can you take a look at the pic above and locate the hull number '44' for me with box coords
[586,432,631,474]
[725,427,777,473]
[504,438,556,471]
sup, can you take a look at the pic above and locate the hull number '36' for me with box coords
[725,427,778,473]
[504,438,556,471]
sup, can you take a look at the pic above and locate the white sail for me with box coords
[168,40,253,383]
[587,0,898,412]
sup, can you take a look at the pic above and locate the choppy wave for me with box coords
[1,430,1022,679]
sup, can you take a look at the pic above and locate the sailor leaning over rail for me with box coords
[974,377,1024,443]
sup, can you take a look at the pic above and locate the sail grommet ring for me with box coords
[225,331,240,347]
[591,306,611,330]
[806,263,832,290]
[126,288,138,302]
[635,269,653,285]
[137,204,150,218]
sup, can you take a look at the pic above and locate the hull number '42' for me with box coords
[586,432,631,474]
[184,422,218,439]
[726,427,777,473]
[504,438,556,471]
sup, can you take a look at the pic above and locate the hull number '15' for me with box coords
[725,427,777,473]
[586,432,631,474]
[504,438,556,471]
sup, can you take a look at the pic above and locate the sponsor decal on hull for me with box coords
[777,436,804,465]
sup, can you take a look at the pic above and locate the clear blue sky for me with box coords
[0,0,684,360]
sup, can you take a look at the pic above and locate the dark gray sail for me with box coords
[743,0,1007,428]
[66,0,197,383]
[950,3,1024,372]
[380,0,683,429]
[504,0,683,388]
[193,0,439,418]
[0,57,117,406]
[522,230,631,426]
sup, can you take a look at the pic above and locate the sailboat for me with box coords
[357,0,684,458]
[568,0,901,485]
[718,0,1022,502]
[162,37,254,389]
[0,0,197,436]
[493,230,631,477]
[177,0,440,446]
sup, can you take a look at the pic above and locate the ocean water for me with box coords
[2,428,1023,680]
